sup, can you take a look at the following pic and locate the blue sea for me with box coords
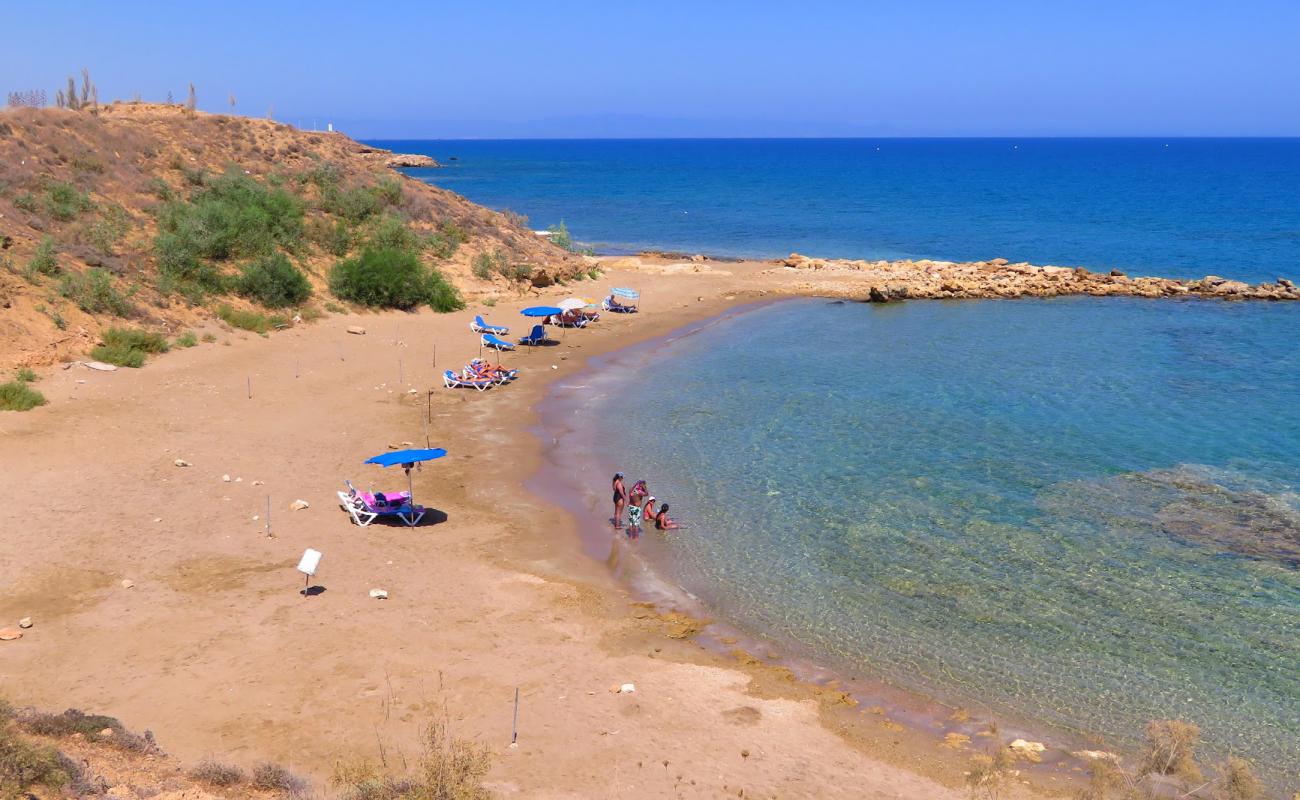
[376,138,1300,283]
[390,139,1300,784]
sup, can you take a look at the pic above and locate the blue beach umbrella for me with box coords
[520,306,563,347]
[363,448,447,525]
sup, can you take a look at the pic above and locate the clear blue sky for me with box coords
[4,0,1297,138]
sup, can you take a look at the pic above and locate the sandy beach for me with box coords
[0,257,1022,798]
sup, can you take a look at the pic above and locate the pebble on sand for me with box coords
[120,579,135,589]
[0,629,22,641]
[369,589,389,600]
[347,325,367,335]
[290,499,310,510]
[173,459,191,467]
[18,617,33,629]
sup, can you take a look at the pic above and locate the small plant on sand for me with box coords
[42,181,93,221]
[175,331,198,348]
[427,218,467,260]
[482,297,497,307]
[1215,757,1263,800]
[27,236,61,279]
[19,708,158,753]
[190,760,245,787]
[963,723,1017,800]
[91,327,170,368]
[250,762,307,794]
[217,304,287,335]
[234,252,311,308]
[1139,719,1202,786]
[546,220,572,250]
[15,368,37,383]
[201,332,217,343]
[471,251,494,280]
[0,379,47,411]
[59,267,135,316]
[0,719,78,796]
[331,716,493,800]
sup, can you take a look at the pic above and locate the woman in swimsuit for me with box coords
[655,503,680,530]
[612,472,627,529]
[642,495,657,525]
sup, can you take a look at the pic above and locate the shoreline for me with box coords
[6,257,1291,796]
[527,297,1113,791]
[1,259,984,798]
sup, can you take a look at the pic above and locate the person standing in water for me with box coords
[612,472,627,529]
[629,479,648,510]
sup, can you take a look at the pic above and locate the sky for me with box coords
[3,0,1298,138]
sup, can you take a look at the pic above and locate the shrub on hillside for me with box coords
[216,304,288,334]
[308,217,353,257]
[155,168,305,263]
[428,218,467,259]
[27,236,61,278]
[90,327,169,368]
[329,247,463,312]
[0,721,77,794]
[59,268,134,316]
[365,213,422,254]
[233,252,311,308]
[189,760,244,787]
[42,181,92,221]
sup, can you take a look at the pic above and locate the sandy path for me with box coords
[1,262,971,798]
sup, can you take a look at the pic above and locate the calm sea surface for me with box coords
[386,139,1300,781]
[377,138,1300,282]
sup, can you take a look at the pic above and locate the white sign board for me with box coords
[297,548,322,577]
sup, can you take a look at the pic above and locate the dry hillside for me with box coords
[0,103,589,368]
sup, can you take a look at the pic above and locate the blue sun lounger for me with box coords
[470,315,509,336]
[481,333,516,351]
[518,324,548,347]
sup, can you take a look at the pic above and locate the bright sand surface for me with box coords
[0,258,1010,799]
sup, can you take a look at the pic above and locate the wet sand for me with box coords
[1,258,1045,798]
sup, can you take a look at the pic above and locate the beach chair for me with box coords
[518,324,548,346]
[470,315,509,336]
[602,294,638,313]
[444,369,494,391]
[553,310,589,328]
[338,481,425,527]
[481,333,516,351]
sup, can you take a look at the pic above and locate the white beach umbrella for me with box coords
[558,298,586,311]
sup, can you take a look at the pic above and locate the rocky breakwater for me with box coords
[779,254,1300,302]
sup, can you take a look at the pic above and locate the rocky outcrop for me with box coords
[384,153,440,168]
[780,254,1300,302]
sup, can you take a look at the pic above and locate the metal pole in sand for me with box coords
[247,376,252,399]
[399,358,404,386]
[265,496,271,538]
[512,687,519,744]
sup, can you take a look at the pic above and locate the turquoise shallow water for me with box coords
[583,297,1300,779]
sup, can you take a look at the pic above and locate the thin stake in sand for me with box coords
[265,495,272,538]
[246,375,252,400]
[512,686,519,745]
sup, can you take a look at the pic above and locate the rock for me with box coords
[1009,739,1046,762]
[18,617,32,629]
[0,629,22,641]
[1109,269,1126,277]
[690,254,708,262]
[173,459,191,467]
[1279,278,1294,288]
[1072,750,1120,763]
[619,683,636,694]
[99,727,114,737]
[369,588,389,600]
[252,480,264,486]
[222,474,231,482]
[347,325,367,335]
[385,153,439,168]
[120,579,134,589]
[289,499,310,510]
[84,361,118,371]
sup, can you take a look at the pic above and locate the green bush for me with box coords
[366,213,422,254]
[175,331,198,348]
[0,380,47,411]
[472,252,493,280]
[233,252,311,308]
[13,192,38,213]
[0,722,75,793]
[91,327,169,368]
[85,204,131,254]
[15,368,37,383]
[329,247,463,312]
[428,218,467,259]
[217,304,289,334]
[59,268,135,316]
[547,220,573,251]
[28,236,61,278]
[323,179,401,225]
[309,218,353,257]
[155,168,305,263]
[43,181,92,221]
